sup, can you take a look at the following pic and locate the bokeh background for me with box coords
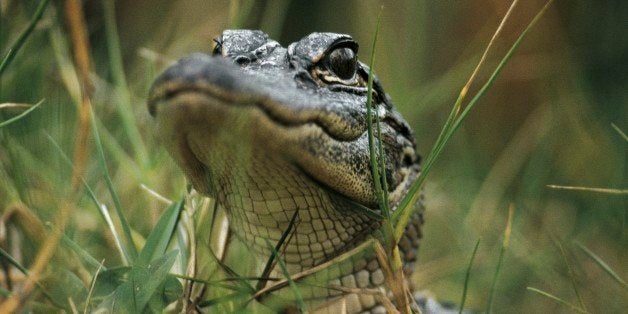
[1,0,626,312]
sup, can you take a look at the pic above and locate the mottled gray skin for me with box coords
[148,30,424,313]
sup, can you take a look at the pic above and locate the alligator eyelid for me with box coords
[326,84,368,95]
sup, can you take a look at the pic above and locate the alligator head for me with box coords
[147,30,420,279]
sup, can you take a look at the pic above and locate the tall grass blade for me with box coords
[0,0,51,77]
[444,0,556,146]
[96,250,179,312]
[0,100,43,128]
[576,242,627,288]
[64,0,95,190]
[0,247,28,274]
[205,246,255,294]
[555,239,587,312]
[427,0,520,155]
[137,199,184,266]
[526,287,589,313]
[90,107,138,261]
[253,239,376,300]
[83,260,105,314]
[257,209,299,291]
[173,274,278,286]
[486,204,514,313]
[102,0,148,165]
[45,132,130,264]
[546,185,628,195]
[49,24,144,180]
[366,9,392,229]
[0,240,61,307]
[60,234,105,271]
[132,250,179,311]
[394,0,555,239]
[459,238,481,313]
[0,103,30,109]
[611,123,628,142]
[100,204,132,265]
[140,183,173,205]
[264,239,307,313]
[366,17,383,209]
[375,101,390,217]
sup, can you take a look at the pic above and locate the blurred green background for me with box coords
[1,0,626,312]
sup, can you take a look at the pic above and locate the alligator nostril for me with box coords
[234,56,251,67]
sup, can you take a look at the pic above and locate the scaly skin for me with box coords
[148,30,424,313]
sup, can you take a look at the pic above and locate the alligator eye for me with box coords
[326,47,357,80]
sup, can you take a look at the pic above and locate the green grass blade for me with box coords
[526,287,589,313]
[576,242,627,288]
[0,99,44,128]
[173,274,278,286]
[96,250,179,312]
[0,0,51,77]
[425,0,528,170]
[555,240,587,312]
[90,107,138,261]
[205,246,255,293]
[257,209,299,291]
[611,123,628,142]
[0,247,29,274]
[175,221,188,274]
[546,185,628,195]
[101,0,148,166]
[264,239,307,312]
[45,132,130,264]
[48,24,144,181]
[393,0,555,239]
[83,260,105,314]
[445,0,556,145]
[459,238,481,313]
[0,247,60,306]
[132,250,179,311]
[365,8,386,216]
[391,0,521,225]
[486,204,514,313]
[61,234,106,271]
[375,102,390,217]
[137,199,184,266]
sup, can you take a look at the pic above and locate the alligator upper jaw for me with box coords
[147,53,414,208]
[147,53,256,118]
[147,53,372,142]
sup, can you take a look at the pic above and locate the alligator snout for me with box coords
[147,53,250,117]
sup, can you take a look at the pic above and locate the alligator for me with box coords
[148,30,450,313]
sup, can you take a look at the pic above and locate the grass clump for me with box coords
[0,0,625,313]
